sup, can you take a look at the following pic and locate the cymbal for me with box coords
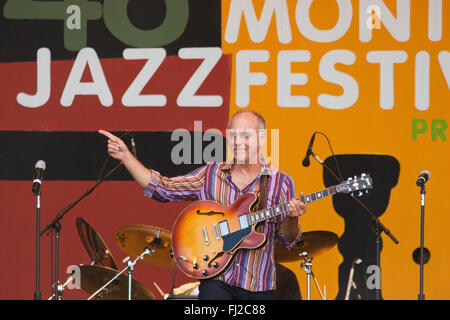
[275,231,339,262]
[114,225,175,268]
[79,265,155,300]
[76,217,119,270]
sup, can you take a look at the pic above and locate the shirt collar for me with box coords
[220,156,272,177]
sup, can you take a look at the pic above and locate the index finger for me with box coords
[98,129,118,141]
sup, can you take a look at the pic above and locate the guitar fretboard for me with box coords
[246,186,337,226]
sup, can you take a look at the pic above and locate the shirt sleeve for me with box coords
[277,174,302,249]
[143,164,206,202]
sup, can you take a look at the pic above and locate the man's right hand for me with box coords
[98,129,132,162]
[98,129,152,188]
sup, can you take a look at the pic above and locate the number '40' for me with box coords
[3,0,189,51]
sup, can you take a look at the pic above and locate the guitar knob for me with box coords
[193,263,198,270]
[202,270,209,276]
[203,255,209,261]
[213,262,219,268]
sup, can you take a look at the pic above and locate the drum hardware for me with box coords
[48,217,119,300]
[275,231,338,300]
[299,252,325,300]
[79,265,155,300]
[87,248,154,300]
[345,258,362,300]
[87,224,175,300]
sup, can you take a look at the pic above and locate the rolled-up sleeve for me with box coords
[143,165,206,202]
[277,174,302,249]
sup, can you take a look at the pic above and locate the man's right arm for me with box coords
[98,129,205,202]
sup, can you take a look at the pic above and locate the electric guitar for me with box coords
[171,174,373,280]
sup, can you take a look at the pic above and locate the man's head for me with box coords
[227,110,266,164]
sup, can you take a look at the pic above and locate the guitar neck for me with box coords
[246,185,337,226]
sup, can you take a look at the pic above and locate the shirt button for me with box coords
[236,263,240,267]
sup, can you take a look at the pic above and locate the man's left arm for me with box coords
[278,175,307,245]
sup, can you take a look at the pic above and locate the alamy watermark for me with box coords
[366,5,382,30]
[170,121,280,169]
[366,264,381,290]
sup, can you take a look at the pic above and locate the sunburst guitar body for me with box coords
[172,193,265,280]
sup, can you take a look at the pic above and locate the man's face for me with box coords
[227,113,265,164]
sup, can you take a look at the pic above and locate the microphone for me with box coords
[302,133,317,167]
[131,137,137,158]
[416,170,430,186]
[345,258,362,300]
[32,160,46,196]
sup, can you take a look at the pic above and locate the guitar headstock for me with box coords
[336,173,373,196]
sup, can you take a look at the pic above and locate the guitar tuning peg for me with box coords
[361,173,366,177]
[348,177,352,181]
[351,192,354,197]
[366,190,369,194]
[358,191,363,197]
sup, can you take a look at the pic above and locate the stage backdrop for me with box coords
[0,0,448,300]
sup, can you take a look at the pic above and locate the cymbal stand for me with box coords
[87,248,153,300]
[300,252,325,300]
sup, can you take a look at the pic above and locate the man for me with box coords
[99,110,306,300]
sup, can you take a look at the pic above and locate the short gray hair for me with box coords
[227,109,266,130]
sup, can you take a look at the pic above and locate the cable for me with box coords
[314,131,345,182]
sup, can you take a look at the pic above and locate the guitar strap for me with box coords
[257,171,270,211]
[255,171,270,233]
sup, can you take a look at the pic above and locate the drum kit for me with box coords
[57,217,338,300]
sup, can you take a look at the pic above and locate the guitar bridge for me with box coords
[202,227,210,246]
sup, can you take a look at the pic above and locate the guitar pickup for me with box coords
[218,220,230,237]
[213,224,220,240]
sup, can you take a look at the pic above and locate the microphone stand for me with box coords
[40,161,124,300]
[34,190,42,300]
[309,151,399,299]
[418,183,426,300]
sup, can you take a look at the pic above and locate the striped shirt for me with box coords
[143,159,301,292]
